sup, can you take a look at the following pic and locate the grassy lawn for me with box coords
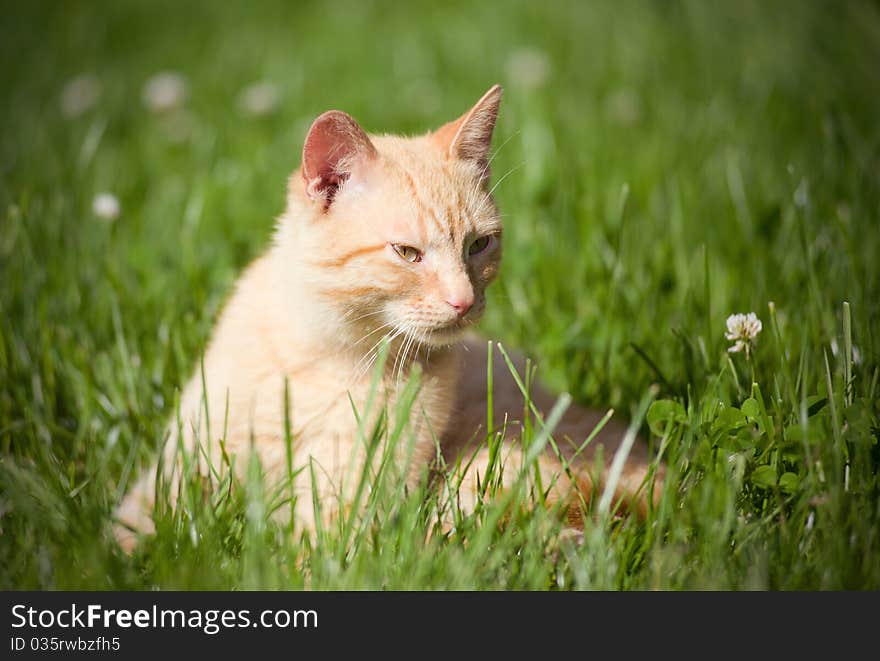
[1,0,878,589]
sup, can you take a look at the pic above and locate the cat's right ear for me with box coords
[301,110,377,209]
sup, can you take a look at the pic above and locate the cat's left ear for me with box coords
[432,84,503,184]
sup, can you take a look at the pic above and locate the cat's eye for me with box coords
[468,235,493,256]
[392,244,422,263]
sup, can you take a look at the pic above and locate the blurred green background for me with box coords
[1,1,878,588]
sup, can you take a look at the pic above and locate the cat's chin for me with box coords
[418,323,469,347]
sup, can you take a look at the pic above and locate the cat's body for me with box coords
[114,86,659,551]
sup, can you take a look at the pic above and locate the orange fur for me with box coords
[113,85,661,552]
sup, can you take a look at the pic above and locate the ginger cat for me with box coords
[114,85,661,551]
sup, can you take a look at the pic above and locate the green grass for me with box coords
[2,0,879,589]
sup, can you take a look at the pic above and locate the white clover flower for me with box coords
[61,73,101,118]
[726,312,762,358]
[238,81,280,117]
[92,192,120,221]
[505,48,551,90]
[142,71,188,113]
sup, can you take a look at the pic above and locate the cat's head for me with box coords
[285,85,504,350]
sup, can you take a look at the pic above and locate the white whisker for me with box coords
[351,324,400,383]
[480,130,520,180]
[488,162,524,197]
[394,328,418,391]
[391,329,409,389]
[341,321,392,363]
[347,309,387,325]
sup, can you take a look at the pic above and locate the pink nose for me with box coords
[446,297,474,318]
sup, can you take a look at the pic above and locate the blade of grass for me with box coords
[597,385,657,515]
